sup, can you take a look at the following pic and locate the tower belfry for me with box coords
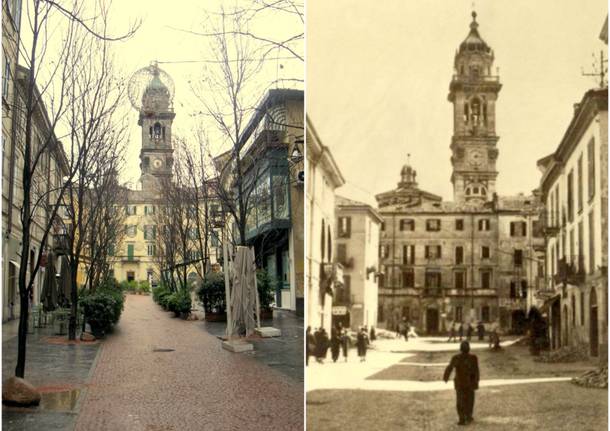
[448,11,502,203]
[137,63,175,191]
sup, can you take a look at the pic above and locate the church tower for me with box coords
[448,11,502,203]
[138,64,175,191]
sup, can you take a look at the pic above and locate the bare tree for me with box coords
[12,0,138,379]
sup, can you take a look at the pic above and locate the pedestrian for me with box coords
[370,326,376,342]
[330,327,341,363]
[314,327,324,363]
[458,321,464,341]
[404,320,410,341]
[443,341,480,426]
[340,329,350,362]
[448,322,457,342]
[466,322,473,341]
[488,320,498,349]
[356,327,369,362]
[477,321,485,341]
[306,326,316,366]
[321,328,330,359]
[397,320,405,340]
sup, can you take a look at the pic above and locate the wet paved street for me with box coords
[74,295,302,430]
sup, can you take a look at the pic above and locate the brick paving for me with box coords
[74,295,303,431]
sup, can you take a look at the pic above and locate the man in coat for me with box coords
[443,341,480,426]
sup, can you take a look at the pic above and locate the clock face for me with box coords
[469,150,483,168]
[153,158,163,169]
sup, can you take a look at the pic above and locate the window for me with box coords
[127,244,135,261]
[337,244,347,265]
[425,271,441,288]
[478,219,490,231]
[144,225,156,240]
[589,211,595,273]
[153,122,162,139]
[481,246,490,259]
[580,291,585,325]
[400,219,415,231]
[320,220,325,260]
[378,270,385,288]
[425,245,442,259]
[481,306,490,323]
[401,306,410,321]
[125,225,137,237]
[381,221,386,231]
[126,271,135,282]
[327,226,332,262]
[402,269,414,288]
[481,270,491,289]
[577,221,584,272]
[144,205,155,215]
[588,138,595,200]
[9,0,22,31]
[211,231,219,247]
[147,244,156,256]
[125,205,136,215]
[510,221,527,237]
[403,245,415,264]
[338,217,351,238]
[514,249,523,266]
[455,246,464,265]
[521,280,528,299]
[3,60,10,97]
[567,170,574,222]
[510,281,517,298]
[426,219,440,231]
[455,219,464,231]
[455,306,463,322]
[338,275,351,303]
[379,244,389,259]
[577,154,584,212]
[454,271,466,289]
[571,295,576,325]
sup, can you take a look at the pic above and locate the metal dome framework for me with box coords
[127,62,175,112]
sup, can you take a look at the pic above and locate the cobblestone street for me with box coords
[306,336,607,430]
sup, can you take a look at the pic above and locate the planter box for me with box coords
[260,310,274,320]
[205,312,227,322]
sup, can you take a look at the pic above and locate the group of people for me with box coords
[306,324,376,365]
[447,320,500,348]
[395,318,418,340]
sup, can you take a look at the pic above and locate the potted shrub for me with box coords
[80,285,125,338]
[170,289,192,319]
[257,269,275,320]
[197,272,226,321]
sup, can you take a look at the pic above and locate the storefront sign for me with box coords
[332,306,347,315]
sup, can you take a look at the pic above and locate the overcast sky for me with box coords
[20,0,303,186]
[307,0,607,206]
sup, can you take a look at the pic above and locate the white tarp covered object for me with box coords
[227,246,260,338]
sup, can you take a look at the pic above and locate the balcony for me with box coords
[541,210,561,237]
[53,234,70,254]
[553,256,586,285]
[423,287,442,297]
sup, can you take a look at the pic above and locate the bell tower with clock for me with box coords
[138,64,175,192]
[448,11,502,203]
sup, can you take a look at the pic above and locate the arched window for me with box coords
[483,103,488,125]
[470,98,481,125]
[463,103,469,124]
[149,126,153,138]
[327,225,332,262]
[153,122,162,139]
[162,126,166,140]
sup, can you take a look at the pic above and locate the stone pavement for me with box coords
[2,318,100,431]
[202,308,304,383]
[74,295,303,430]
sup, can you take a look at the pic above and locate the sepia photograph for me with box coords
[306,1,608,430]
[1,0,303,430]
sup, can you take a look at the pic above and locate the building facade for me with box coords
[306,116,345,330]
[537,87,607,359]
[239,89,304,314]
[334,196,382,330]
[376,12,544,334]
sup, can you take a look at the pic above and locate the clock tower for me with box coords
[448,11,501,203]
[138,65,175,191]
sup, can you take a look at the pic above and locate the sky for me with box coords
[307,0,608,206]
[19,0,303,186]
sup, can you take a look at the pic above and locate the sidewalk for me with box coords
[2,319,100,431]
[201,308,304,383]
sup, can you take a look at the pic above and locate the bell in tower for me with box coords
[448,11,502,203]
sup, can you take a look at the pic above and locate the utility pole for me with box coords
[582,50,608,88]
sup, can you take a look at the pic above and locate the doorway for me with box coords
[551,298,561,350]
[511,310,527,335]
[426,308,439,334]
[590,288,599,357]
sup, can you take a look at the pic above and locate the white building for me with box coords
[537,87,607,360]
[306,116,345,330]
[335,196,382,330]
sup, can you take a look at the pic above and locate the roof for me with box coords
[306,115,345,188]
[458,11,492,55]
[336,195,383,223]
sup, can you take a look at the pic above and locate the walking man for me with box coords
[448,322,457,342]
[340,330,350,362]
[443,341,480,426]
[466,322,473,341]
[356,327,369,362]
[458,321,464,341]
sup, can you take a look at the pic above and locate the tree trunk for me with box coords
[15,290,29,378]
[68,261,79,340]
